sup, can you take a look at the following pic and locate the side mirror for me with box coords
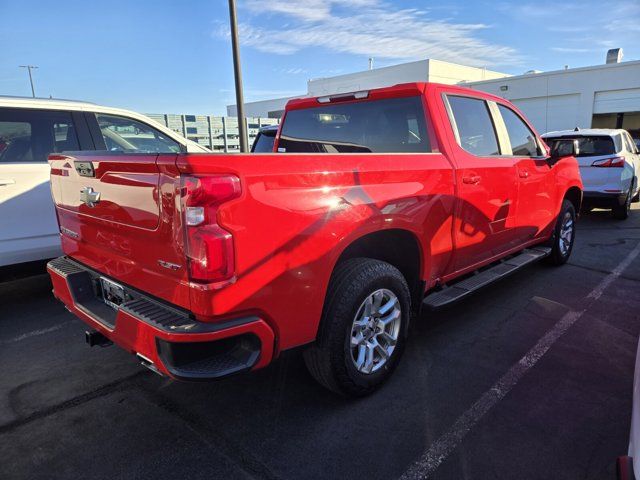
[548,139,579,165]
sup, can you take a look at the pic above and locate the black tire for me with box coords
[612,181,634,220]
[303,258,411,397]
[546,199,576,266]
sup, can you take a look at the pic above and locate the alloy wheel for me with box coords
[350,289,401,374]
[558,211,574,257]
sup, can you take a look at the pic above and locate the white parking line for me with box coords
[400,240,640,480]
[0,322,71,346]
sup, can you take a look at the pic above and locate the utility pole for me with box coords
[228,0,248,153]
[19,65,38,97]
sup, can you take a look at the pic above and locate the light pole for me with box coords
[228,0,248,153]
[19,65,38,98]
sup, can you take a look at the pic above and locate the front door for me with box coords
[496,104,557,240]
[0,108,81,265]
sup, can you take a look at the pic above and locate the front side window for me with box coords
[498,105,541,157]
[447,96,499,156]
[96,114,181,153]
[278,96,430,153]
[0,108,79,163]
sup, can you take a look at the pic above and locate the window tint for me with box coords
[447,96,499,156]
[278,96,430,153]
[544,136,616,157]
[251,130,277,153]
[498,105,540,156]
[0,108,79,163]
[96,114,181,153]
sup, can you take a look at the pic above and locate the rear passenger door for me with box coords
[0,108,93,265]
[444,95,520,272]
[495,104,556,241]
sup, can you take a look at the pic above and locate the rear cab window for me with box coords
[0,108,80,163]
[278,96,431,153]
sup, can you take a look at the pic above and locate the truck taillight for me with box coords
[592,157,625,168]
[180,175,241,284]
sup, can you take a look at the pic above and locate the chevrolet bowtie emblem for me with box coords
[80,186,101,207]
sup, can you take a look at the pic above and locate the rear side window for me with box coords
[95,114,181,154]
[278,96,430,153]
[545,136,617,157]
[0,108,79,163]
[447,96,500,156]
[251,130,277,153]
[498,105,541,157]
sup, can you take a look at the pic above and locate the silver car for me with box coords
[543,129,640,219]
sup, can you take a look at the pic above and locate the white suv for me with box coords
[542,129,640,219]
[0,96,208,267]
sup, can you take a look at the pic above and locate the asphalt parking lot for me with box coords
[2,206,640,480]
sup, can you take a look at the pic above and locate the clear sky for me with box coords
[1,0,638,115]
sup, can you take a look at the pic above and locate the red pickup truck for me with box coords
[47,82,582,396]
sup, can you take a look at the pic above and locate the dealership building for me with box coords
[229,52,640,141]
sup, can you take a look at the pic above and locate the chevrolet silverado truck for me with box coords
[47,82,583,396]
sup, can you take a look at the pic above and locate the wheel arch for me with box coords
[331,228,424,311]
[563,186,583,214]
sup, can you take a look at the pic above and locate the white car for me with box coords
[0,96,208,267]
[542,129,640,219]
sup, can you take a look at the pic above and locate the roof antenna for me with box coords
[368,57,374,70]
[574,127,580,131]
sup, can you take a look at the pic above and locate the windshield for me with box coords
[278,96,430,153]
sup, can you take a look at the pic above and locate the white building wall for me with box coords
[307,60,429,96]
[226,96,299,118]
[230,59,509,117]
[468,61,640,134]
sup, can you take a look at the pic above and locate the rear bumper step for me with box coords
[47,256,275,381]
[423,247,551,309]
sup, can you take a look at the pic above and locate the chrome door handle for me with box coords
[462,175,481,185]
[0,178,15,186]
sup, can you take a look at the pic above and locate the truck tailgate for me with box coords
[49,153,191,310]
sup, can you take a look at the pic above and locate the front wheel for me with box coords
[546,199,576,266]
[304,258,411,396]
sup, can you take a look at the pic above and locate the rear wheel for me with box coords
[612,181,634,220]
[304,258,410,396]
[546,200,576,266]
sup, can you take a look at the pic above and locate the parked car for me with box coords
[0,96,208,267]
[542,128,640,219]
[251,124,278,152]
[47,82,582,396]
